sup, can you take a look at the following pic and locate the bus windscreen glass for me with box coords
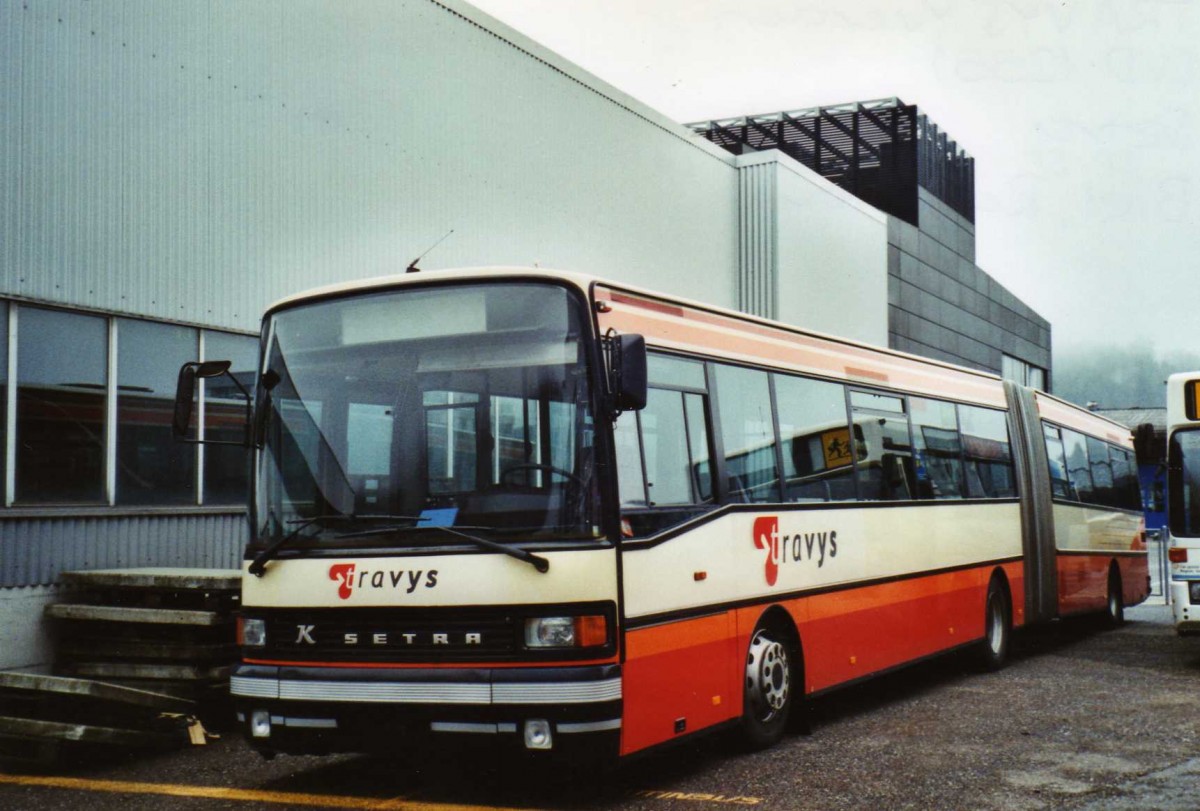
[254,282,600,550]
[1169,429,1200,537]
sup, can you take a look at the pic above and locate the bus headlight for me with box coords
[239,617,267,647]
[523,615,607,648]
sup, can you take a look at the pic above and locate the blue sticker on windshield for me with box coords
[418,508,458,527]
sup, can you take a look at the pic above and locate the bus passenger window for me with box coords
[850,391,915,502]
[715,365,781,503]
[1060,428,1093,503]
[959,405,1016,499]
[910,397,965,500]
[774,374,854,502]
[1086,436,1115,506]
[1042,423,1071,499]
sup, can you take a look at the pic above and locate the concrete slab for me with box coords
[0,715,182,748]
[45,604,229,627]
[59,568,241,591]
[0,671,193,713]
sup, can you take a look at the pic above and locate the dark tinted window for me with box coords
[911,397,965,500]
[1061,428,1093,503]
[715,364,780,503]
[775,374,855,502]
[116,319,198,505]
[1086,436,1114,506]
[1169,430,1200,537]
[1043,423,1071,499]
[851,391,915,501]
[16,307,107,503]
[959,405,1015,499]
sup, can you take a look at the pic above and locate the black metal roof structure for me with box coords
[688,98,974,227]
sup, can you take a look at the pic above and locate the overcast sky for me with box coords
[470,0,1200,356]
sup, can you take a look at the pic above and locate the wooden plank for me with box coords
[63,663,232,682]
[0,715,182,748]
[57,639,238,662]
[0,672,193,712]
[59,568,241,591]
[45,604,229,627]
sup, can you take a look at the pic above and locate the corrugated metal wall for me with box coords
[737,162,777,320]
[0,512,247,588]
[0,0,740,333]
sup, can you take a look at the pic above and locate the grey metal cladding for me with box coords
[1,513,246,588]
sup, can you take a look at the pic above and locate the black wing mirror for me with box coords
[610,333,647,414]
[173,360,251,446]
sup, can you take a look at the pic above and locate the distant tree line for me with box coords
[1052,342,1200,409]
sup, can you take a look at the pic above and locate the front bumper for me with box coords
[231,662,622,756]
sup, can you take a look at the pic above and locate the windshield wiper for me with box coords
[248,514,425,577]
[330,523,550,574]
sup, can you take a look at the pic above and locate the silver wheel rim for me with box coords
[1109,588,1120,619]
[988,595,1004,655]
[746,630,789,722]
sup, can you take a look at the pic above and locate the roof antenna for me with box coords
[406,229,455,273]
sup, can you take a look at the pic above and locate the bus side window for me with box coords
[959,405,1015,499]
[850,391,914,502]
[1086,436,1115,506]
[616,353,716,538]
[910,397,965,500]
[774,374,854,502]
[1042,423,1071,499]
[714,364,781,503]
[1060,428,1094,504]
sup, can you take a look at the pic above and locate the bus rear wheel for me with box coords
[739,624,793,749]
[1103,567,1125,628]
[973,579,1011,672]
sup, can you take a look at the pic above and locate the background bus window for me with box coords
[1169,430,1200,536]
[715,364,780,503]
[910,397,965,499]
[850,391,914,502]
[16,307,108,504]
[959,405,1016,498]
[424,391,479,494]
[614,413,647,508]
[116,319,199,505]
[1060,427,1093,503]
[1042,423,1072,499]
[1086,436,1115,506]
[774,374,854,502]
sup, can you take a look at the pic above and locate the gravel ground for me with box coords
[1,602,1197,810]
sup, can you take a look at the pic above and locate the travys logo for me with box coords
[751,516,837,586]
[328,563,439,600]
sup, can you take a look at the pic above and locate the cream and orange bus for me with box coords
[174,269,1149,760]
[1166,372,1200,633]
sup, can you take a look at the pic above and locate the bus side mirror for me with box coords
[173,360,250,445]
[612,334,647,413]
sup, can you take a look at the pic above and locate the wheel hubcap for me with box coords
[988,596,1004,655]
[746,630,790,722]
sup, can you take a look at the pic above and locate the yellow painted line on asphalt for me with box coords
[0,773,542,811]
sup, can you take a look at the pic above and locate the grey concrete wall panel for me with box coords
[1,513,246,588]
[1,0,740,330]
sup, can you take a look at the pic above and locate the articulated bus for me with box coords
[175,269,1149,760]
[1166,372,1200,634]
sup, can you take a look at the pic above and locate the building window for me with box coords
[0,303,7,498]
[1001,354,1047,390]
[15,306,108,504]
[116,319,198,505]
[202,330,258,505]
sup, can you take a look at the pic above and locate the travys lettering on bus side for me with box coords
[753,516,838,586]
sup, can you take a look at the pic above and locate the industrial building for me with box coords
[0,0,1050,668]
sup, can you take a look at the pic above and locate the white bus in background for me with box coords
[1166,372,1200,634]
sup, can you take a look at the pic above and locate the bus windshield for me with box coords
[254,282,601,550]
[1169,428,1200,537]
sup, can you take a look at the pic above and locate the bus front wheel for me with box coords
[1103,567,1125,628]
[739,624,794,749]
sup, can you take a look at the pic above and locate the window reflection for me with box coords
[203,330,258,505]
[16,307,107,503]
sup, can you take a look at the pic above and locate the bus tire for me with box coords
[1103,566,1125,628]
[974,578,1011,672]
[739,623,794,749]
